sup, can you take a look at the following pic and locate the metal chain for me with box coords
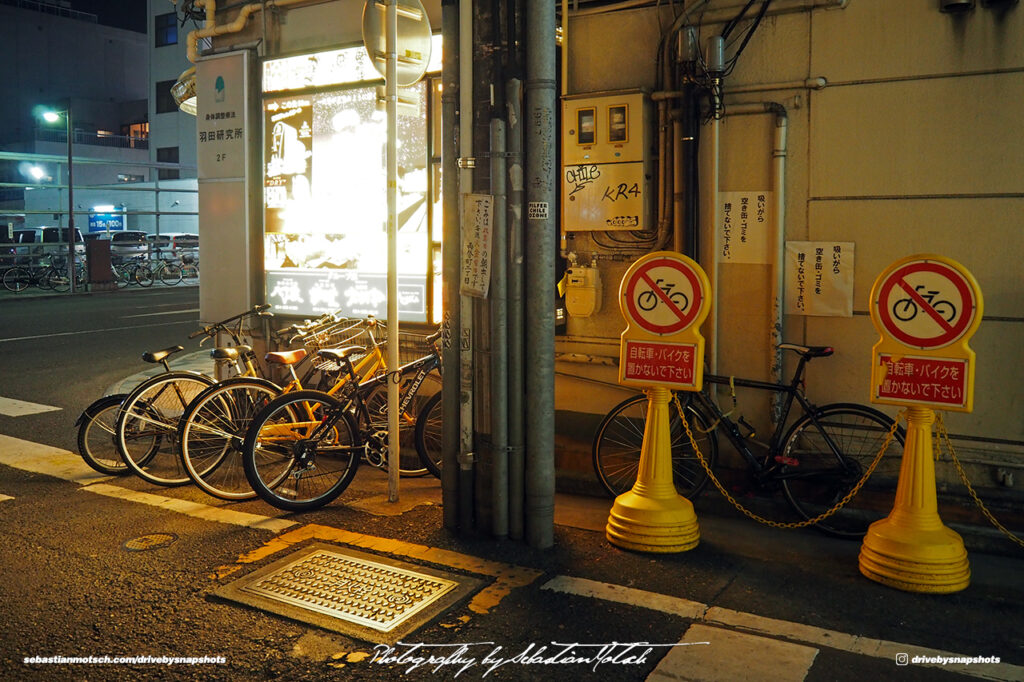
[673,394,901,530]
[934,414,1024,550]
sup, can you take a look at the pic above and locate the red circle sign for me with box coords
[622,257,704,335]
[874,259,977,350]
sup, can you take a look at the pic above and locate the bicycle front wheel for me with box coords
[361,383,430,476]
[116,371,214,486]
[780,403,905,539]
[76,394,135,476]
[243,390,361,512]
[179,377,282,500]
[160,262,183,286]
[134,265,154,287]
[593,393,718,498]
[2,267,30,293]
[414,391,442,479]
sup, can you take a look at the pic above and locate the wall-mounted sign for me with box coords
[197,52,247,180]
[785,241,854,317]
[460,194,492,298]
[718,191,771,264]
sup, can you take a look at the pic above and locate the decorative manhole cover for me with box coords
[214,543,481,643]
[242,549,458,632]
[123,533,178,552]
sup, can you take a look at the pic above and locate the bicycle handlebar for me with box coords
[188,304,272,340]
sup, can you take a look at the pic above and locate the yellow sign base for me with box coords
[858,407,969,593]
[605,387,700,553]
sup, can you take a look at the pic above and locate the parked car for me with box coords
[147,233,199,260]
[108,230,149,262]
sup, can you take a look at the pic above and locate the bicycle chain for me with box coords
[672,394,900,530]
[935,414,1024,550]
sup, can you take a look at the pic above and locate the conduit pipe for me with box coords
[506,78,526,541]
[490,114,509,539]
[458,0,476,535]
[570,0,848,19]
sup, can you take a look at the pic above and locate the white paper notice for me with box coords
[785,241,855,317]
[718,191,771,264]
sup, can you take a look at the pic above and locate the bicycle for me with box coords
[110,305,273,487]
[892,284,956,322]
[240,329,443,511]
[592,343,906,538]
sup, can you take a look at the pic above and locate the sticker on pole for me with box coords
[618,251,711,391]
[871,257,979,351]
[869,254,983,413]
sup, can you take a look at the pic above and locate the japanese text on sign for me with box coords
[719,191,771,264]
[875,354,968,408]
[461,194,493,298]
[785,241,854,317]
[622,340,697,388]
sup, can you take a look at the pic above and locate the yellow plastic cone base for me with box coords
[606,490,700,553]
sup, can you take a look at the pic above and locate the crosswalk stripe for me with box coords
[0,396,62,417]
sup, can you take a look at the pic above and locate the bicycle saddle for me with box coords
[316,346,366,363]
[210,345,252,361]
[778,343,833,358]
[265,349,307,365]
[142,345,184,364]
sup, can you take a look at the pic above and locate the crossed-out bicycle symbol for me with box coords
[637,277,689,313]
[892,284,957,323]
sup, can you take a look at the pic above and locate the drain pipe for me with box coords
[458,0,476,535]
[524,0,556,549]
[440,0,460,532]
[506,78,525,541]
[490,111,509,539]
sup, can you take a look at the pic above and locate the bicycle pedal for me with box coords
[774,455,800,467]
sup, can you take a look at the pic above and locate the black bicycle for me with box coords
[593,343,906,538]
[241,331,442,511]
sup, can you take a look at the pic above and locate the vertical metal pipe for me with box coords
[770,110,788,425]
[490,118,509,538]
[65,104,75,294]
[440,0,461,531]
[707,115,720,373]
[458,0,476,534]
[524,0,556,549]
[672,114,684,253]
[386,0,401,502]
[506,78,525,541]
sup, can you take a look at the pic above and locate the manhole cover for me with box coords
[123,533,178,552]
[214,543,482,643]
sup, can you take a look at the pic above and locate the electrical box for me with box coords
[564,264,602,317]
[562,90,653,232]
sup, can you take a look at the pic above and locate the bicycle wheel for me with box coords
[243,390,361,512]
[780,403,905,539]
[134,265,154,287]
[46,268,70,292]
[2,267,30,293]
[181,264,199,284]
[414,391,442,479]
[76,394,140,476]
[360,383,430,476]
[179,377,282,500]
[116,371,215,486]
[159,262,183,286]
[593,393,718,499]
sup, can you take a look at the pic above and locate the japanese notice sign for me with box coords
[869,255,983,413]
[785,241,855,317]
[718,191,771,264]
[619,251,711,391]
[196,52,248,180]
[461,194,493,298]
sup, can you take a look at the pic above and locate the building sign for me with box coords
[718,191,771,264]
[88,213,124,232]
[461,194,492,298]
[197,52,248,179]
[262,46,435,322]
[785,241,855,317]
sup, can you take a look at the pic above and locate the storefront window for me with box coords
[262,42,440,322]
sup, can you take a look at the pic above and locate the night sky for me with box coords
[67,0,150,34]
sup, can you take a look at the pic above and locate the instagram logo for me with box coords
[896,653,909,666]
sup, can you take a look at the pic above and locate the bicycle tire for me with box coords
[242,390,361,512]
[76,394,140,476]
[179,377,283,500]
[593,393,718,499]
[135,265,154,287]
[47,268,70,292]
[779,403,905,539]
[2,267,30,293]
[35,268,54,290]
[160,262,183,286]
[115,371,215,486]
[414,391,442,479]
[181,264,199,284]
[360,382,430,476]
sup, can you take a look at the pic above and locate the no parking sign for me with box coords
[869,255,983,412]
[618,252,711,390]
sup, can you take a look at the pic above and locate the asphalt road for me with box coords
[0,290,1021,681]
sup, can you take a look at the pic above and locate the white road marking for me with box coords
[0,493,13,502]
[542,576,1023,682]
[0,320,193,344]
[120,308,200,319]
[649,623,817,682]
[0,435,108,484]
[0,396,62,417]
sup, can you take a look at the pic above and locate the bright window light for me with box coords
[42,111,61,123]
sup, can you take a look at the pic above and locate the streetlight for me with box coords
[41,104,76,294]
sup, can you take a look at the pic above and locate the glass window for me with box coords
[155,13,177,47]
[156,80,178,114]
[262,53,436,322]
[157,146,180,180]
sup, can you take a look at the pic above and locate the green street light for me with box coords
[39,103,76,294]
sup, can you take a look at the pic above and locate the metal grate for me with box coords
[240,548,458,633]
